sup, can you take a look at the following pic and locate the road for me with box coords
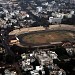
[1,29,15,56]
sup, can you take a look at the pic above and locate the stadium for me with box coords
[15,25,75,47]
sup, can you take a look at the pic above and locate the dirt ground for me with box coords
[22,31,75,44]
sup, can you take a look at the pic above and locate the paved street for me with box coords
[1,29,15,56]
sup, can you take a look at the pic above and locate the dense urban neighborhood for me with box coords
[0,0,75,75]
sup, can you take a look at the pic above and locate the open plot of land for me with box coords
[18,30,75,46]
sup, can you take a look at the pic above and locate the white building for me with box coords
[66,48,75,56]
[36,66,43,71]
[47,51,58,59]
[30,70,39,75]
[36,7,42,13]
[4,69,17,75]
[4,69,11,75]
[49,17,62,24]
[11,71,17,75]
[36,51,53,65]
[70,10,74,15]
